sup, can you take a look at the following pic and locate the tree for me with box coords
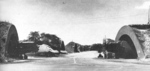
[28,31,40,42]
[90,43,102,51]
[40,33,63,53]
[40,33,46,38]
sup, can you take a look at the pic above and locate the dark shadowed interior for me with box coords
[119,35,138,59]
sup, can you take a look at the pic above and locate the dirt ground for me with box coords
[1,51,150,71]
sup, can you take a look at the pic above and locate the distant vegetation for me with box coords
[65,41,102,53]
[26,31,63,43]
[23,31,103,53]
[27,31,40,42]
[23,31,65,53]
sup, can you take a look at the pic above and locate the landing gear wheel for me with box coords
[24,54,28,59]
[18,54,28,59]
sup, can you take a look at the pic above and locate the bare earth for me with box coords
[1,51,150,71]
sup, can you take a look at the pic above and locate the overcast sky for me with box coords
[0,0,150,45]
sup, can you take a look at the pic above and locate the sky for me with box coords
[0,0,150,45]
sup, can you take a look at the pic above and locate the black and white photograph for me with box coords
[0,0,150,71]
